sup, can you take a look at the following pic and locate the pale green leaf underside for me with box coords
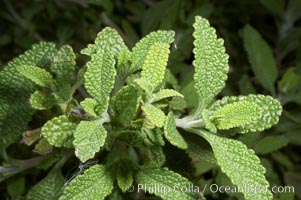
[212,101,263,130]
[42,115,77,148]
[60,165,113,200]
[151,89,183,102]
[209,94,282,133]
[17,65,54,87]
[142,104,166,128]
[84,50,116,113]
[131,30,175,73]
[81,27,129,58]
[164,112,187,149]
[80,98,99,117]
[141,42,170,93]
[110,85,140,122]
[242,25,277,95]
[137,168,199,200]
[27,168,65,200]
[200,130,273,200]
[30,91,56,110]
[193,16,229,108]
[73,120,107,162]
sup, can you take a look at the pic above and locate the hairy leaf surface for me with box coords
[81,27,129,58]
[42,115,77,148]
[140,42,170,93]
[60,165,113,200]
[17,65,54,87]
[212,101,263,130]
[193,16,229,108]
[84,50,116,113]
[131,30,174,73]
[142,104,166,128]
[110,85,140,122]
[73,120,107,162]
[0,42,57,149]
[137,168,199,200]
[151,89,183,102]
[27,168,65,200]
[30,91,56,110]
[200,130,273,200]
[164,112,187,149]
[80,98,99,117]
[209,94,282,133]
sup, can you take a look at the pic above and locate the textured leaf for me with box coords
[84,50,116,113]
[17,65,54,87]
[212,101,263,130]
[0,42,57,149]
[27,168,65,200]
[42,115,77,148]
[193,16,229,108]
[151,89,183,103]
[60,165,113,200]
[164,112,187,149]
[200,130,273,200]
[209,94,282,133]
[34,138,53,155]
[80,98,99,117]
[142,104,166,128]
[131,30,174,73]
[140,42,170,93]
[81,27,129,58]
[73,120,107,162]
[110,85,140,122]
[50,45,76,80]
[253,135,289,155]
[137,168,199,200]
[30,91,56,110]
[243,25,277,95]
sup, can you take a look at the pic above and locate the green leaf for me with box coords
[81,27,129,58]
[34,138,53,155]
[200,130,273,200]
[253,135,289,155]
[164,112,187,149]
[17,65,54,87]
[27,168,65,200]
[84,50,116,113]
[140,42,170,93]
[193,16,229,108]
[42,115,77,148]
[243,25,277,95]
[151,89,183,103]
[117,167,133,193]
[110,85,140,122]
[50,45,76,80]
[137,168,199,200]
[142,104,166,128]
[30,91,56,110]
[7,176,25,198]
[131,30,174,73]
[0,42,57,150]
[212,101,263,130]
[209,94,282,133]
[73,120,107,162]
[60,165,113,200]
[80,98,99,117]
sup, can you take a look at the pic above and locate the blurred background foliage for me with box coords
[0,0,301,199]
